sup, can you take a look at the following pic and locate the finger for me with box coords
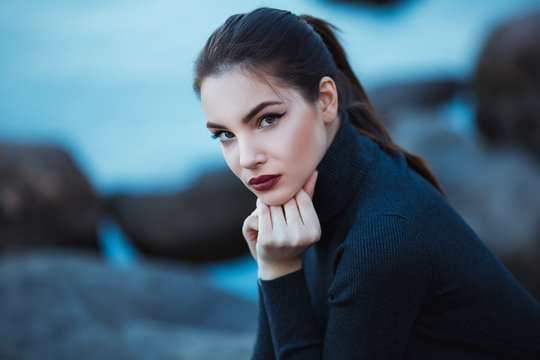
[302,170,318,199]
[295,189,319,229]
[257,198,272,233]
[283,196,303,225]
[248,208,258,231]
[242,213,258,234]
[269,204,286,229]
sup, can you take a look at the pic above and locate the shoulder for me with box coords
[341,214,433,266]
[361,148,445,212]
[353,147,466,243]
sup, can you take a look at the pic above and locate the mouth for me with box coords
[248,174,282,191]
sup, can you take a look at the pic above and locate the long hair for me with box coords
[194,7,445,196]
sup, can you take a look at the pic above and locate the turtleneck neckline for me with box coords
[313,117,377,224]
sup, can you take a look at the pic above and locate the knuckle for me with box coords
[312,224,322,237]
[275,234,288,247]
[297,195,312,208]
[258,235,271,248]
[303,225,320,242]
[242,218,255,232]
[290,228,303,242]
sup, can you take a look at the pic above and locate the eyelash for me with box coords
[211,112,286,143]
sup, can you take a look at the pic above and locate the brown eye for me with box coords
[260,112,285,128]
[212,131,235,143]
[261,115,276,127]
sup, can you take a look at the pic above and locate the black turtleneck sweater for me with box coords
[252,118,540,359]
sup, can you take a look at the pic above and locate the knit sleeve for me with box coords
[252,285,277,360]
[257,215,432,359]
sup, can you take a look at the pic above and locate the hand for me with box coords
[242,171,321,280]
[242,171,318,262]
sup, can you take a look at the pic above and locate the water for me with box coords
[2,0,538,193]
[1,0,538,300]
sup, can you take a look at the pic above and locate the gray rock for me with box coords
[369,77,461,126]
[105,168,256,263]
[0,143,100,252]
[473,10,540,160]
[0,249,257,360]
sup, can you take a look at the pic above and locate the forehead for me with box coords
[200,69,292,121]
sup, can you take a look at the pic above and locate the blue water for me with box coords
[1,0,538,300]
[98,216,141,268]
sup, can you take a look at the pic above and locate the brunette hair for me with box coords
[194,7,444,195]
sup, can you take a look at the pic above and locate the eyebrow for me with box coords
[206,101,282,129]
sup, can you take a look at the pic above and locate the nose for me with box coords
[238,136,265,169]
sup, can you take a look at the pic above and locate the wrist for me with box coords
[258,259,302,280]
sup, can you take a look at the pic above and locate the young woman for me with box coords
[194,7,540,359]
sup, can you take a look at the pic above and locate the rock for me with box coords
[0,249,257,360]
[473,11,540,160]
[0,143,100,252]
[369,77,461,126]
[387,103,540,301]
[105,168,256,263]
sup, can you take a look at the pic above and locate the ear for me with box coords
[317,76,339,124]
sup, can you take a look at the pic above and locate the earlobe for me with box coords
[318,76,339,124]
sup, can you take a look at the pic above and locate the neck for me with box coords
[313,114,377,224]
[325,114,342,151]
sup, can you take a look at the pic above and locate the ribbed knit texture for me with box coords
[252,118,540,359]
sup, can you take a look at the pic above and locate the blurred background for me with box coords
[1,0,540,358]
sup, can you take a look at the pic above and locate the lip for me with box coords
[248,174,282,191]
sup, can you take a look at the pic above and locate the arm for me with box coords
[259,215,433,359]
[252,285,277,360]
[246,171,320,359]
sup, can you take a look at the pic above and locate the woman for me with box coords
[193,7,540,359]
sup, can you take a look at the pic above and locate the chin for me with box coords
[255,187,298,206]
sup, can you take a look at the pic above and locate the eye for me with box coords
[260,115,277,127]
[211,130,235,143]
[259,112,285,128]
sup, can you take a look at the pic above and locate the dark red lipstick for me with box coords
[248,174,282,191]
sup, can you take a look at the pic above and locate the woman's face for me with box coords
[200,69,338,206]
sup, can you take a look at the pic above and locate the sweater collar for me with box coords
[313,116,377,223]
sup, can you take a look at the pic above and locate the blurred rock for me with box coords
[387,104,540,301]
[473,11,540,160]
[369,77,461,126]
[105,169,256,263]
[0,143,100,252]
[0,249,256,360]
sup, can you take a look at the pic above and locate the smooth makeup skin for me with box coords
[200,68,339,206]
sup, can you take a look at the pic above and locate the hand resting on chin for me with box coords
[242,171,321,280]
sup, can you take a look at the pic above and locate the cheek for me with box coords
[286,115,326,167]
[292,127,318,157]
[222,146,241,177]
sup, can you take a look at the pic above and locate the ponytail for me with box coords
[300,15,446,197]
